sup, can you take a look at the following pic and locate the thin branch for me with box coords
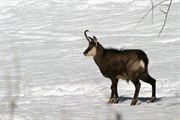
[127,0,136,5]
[159,8,167,14]
[137,0,173,37]
[129,0,136,4]
[138,0,169,24]
[158,0,172,37]
[116,113,121,120]
[13,45,21,102]
[164,4,170,6]
[150,0,154,23]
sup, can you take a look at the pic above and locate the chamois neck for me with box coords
[94,42,104,64]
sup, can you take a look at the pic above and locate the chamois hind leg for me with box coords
[140,72,156,103]
[131,79,141,105]
[108,78,119,104]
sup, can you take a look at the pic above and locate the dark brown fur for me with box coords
[83,30,156,105]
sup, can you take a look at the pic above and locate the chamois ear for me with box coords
[93,36,97,43]
[93,36,97,44]
[88,36,97,45]
[88,36,94,41]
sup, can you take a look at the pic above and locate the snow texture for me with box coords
[0,0,180,120]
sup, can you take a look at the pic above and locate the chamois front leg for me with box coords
[108,79,119,104]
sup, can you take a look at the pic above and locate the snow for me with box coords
[0,0,180,120]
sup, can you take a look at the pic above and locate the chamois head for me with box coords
[83,30,98,57]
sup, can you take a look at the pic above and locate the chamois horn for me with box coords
[84,30,90,42]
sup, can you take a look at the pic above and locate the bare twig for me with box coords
[9,99,16,120]
[116,113,121,120]
[3,45,21,120]
[8,45,21,120]
[158,0,172,37]
[138,0,168,24]
[159,8,167,14]
[150,0,154,23]
[5,72,16,120]
[137,0,172,37]
[13,45,21,103]
[129,0,136,4]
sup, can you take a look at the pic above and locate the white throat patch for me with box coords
[86,47,97,57]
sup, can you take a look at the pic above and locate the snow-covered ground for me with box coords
[0,0,180,119]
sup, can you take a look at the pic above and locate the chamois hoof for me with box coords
[148,96,156,103]
[131,99,137,106]
[108,97,119,104]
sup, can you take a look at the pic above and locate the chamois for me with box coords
[83,30,156,105]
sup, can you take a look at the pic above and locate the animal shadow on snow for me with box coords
[119,95,164,105]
